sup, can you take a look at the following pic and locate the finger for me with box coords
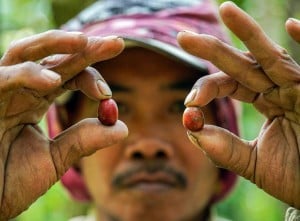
[49,36,124,83]
[0,62,61,93]
[286,18,300,43]
[0,30,87,65]
[177,32,274,93]
[219,2,300,86]
[64,67,112,100]
[50,119,128,177]
[184,71,258,107]
[186,124,256,180]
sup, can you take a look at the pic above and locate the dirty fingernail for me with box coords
[187,131,201,148]
[97,80,112,97]
[184,88,198,106]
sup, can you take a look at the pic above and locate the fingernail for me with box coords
[184,88,197,106]
[221,1,237,8]
[69,31,84,35]
[187,132,210,159]
[288,18,300,23]
[97,80,112,97]
[41,69,61,82]
[187,131,202,149]
[187,131,207,155]
[103,35,121,41]
[179,30,198,36]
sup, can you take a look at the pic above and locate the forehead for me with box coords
[93,47,205,86]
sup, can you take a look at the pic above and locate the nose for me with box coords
[125,138,174,160]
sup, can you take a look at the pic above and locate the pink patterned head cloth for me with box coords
[63,0,229,74]
[48,0,238,203]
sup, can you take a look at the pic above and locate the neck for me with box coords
[95,205,213,221]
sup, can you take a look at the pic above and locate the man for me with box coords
[47,0,298,220]
[48,0,238,220]
[0,0,300,221]
[54,47,236,221]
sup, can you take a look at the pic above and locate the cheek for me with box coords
[158,120,216,172]
[179,140,219,204]
[176,131,216,178]
[171,124,219,188]
[186,150,219,188]
[81,145,123,199]
[168,124,220,211]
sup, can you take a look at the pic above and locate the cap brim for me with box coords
[56,36,208,104]
[123,36,208,74]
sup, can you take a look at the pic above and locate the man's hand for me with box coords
[178,2,300,209]
[0,30,128,220]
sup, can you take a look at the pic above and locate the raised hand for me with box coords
[178,1,300,209]
[0,30,128,219]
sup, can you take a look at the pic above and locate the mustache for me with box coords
[111,161,187,189]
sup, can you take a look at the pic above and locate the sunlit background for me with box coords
[1,0,299,220]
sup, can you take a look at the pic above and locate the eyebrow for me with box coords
[165,79,198,90]
[164,71,205,90]
[110,84,131,92]
[109,71,207,92]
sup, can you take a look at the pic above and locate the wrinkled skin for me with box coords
[178,2,300,209]
[0,30,128,220]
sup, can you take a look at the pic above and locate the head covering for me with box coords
[47,0,238,203]
[63,0,230,74]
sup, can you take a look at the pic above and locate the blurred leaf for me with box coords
[1,0,54,31]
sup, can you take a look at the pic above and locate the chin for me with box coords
[99,193,196,221]
[110,205,182,221]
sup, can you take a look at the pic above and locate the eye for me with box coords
[168,100,186,114]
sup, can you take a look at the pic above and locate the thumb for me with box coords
[187,125,256,179]
[50,118,128,177]
[286,18,300,44]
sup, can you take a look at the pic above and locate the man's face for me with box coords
[64,47,221,221]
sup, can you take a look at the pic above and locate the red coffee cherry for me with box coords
[98,99,118,126]
[182,107,204,131]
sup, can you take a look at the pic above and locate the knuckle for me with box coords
[86,66,102,80]
[21,61,38,73]
[196,75,219,93]
[277,45,289,56]
[195,75,210,87]
[264,46,292,72]
[0,61,37,85]
[275,46,292,63]
[15,62,40,85]
[210,35,224,49]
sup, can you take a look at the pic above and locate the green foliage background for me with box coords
[1,0,298,220]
